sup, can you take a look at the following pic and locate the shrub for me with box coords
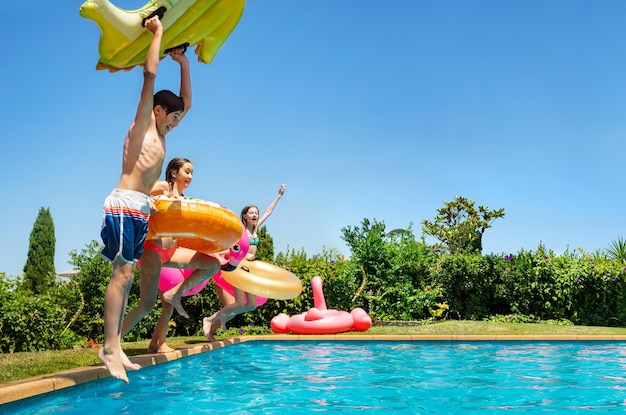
[0,295,66,352]
[430,253,503,319]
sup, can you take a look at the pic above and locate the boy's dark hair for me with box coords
[153,90,184,114]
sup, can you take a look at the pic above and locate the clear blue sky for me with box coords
[2,1,625,277]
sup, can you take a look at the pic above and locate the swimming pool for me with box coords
[5,340,626,414]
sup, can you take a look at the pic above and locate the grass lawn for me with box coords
[3,320,626,384]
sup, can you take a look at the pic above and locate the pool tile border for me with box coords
[3,334,626,405]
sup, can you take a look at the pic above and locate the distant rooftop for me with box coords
[58,269,79,278]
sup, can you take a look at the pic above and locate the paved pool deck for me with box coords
[3,333,626,405]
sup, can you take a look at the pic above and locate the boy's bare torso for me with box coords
[117,118,165,195]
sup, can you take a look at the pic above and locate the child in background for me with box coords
[203,184,286,341]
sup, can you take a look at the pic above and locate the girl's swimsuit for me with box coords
[249,236,260,246]
[143,241,178,263]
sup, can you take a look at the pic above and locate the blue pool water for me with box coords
[5,341,626,414]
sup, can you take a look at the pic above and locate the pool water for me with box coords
[5,341,626,414]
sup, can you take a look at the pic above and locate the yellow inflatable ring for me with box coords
[221,259,303,300]
[147,197,242,254]
[79,0,245,72]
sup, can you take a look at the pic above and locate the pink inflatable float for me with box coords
[157,226,252,297]
[158,267,204,297]
[270,276,372,334]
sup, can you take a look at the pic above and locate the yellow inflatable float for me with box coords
[221,259,303,300]
[79,0,245,72]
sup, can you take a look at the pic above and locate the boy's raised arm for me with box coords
[169,48,192,120]
[133,16,164,133]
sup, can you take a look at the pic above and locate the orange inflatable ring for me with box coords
[147,197,242,254]
[221,259,303,300]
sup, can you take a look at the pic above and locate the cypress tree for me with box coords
[23,207,56,294]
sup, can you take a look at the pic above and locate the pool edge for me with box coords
[3,334,626,405]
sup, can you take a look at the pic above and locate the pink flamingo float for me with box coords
[270,276,372,335]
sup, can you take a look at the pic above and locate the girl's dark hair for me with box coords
[164,157,191,196]
[241,205,259,232]
[153,90,184,114]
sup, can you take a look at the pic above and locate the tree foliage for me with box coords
[67,240,155,342]
[606,237,626,264]
[341,219,440,320]
[68,241,113,341]
[22,207,57,294]
[422,196,505,254]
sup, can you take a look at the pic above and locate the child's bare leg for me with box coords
[203,315,221,341]
[203,287,230,341]
[161,280,188,318]
[203,301,240,340]
[122,249,161,337]
[163,248,220,318]
[203,309,242,341]
[204,290,259,340]
[148,298,175,353]
[215,282,236,307]
[223,289,258,319]
[161,270,213,318]
[101,260,136,383]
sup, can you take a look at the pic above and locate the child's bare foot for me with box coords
[162,289,189,318]
[148,342,175,354]
[99,346,132,383]
[202,317,212,337]
[121,350,141,371]
[203,317,216,341]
